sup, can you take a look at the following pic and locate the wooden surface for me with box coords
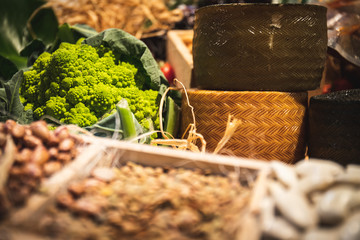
[166,30,194,89]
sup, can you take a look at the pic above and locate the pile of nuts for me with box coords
[39,162,251,239]
[0,120,84,212]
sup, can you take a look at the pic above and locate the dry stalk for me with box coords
[152,79,241,155]
[151,79,206,153]
[44,0,183,39]
[213,115,242,155]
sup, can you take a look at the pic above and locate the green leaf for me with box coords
[28,6,58,46]
[0,70,33,123]
[20,39,46,67]
[0,55,19,80]
[71,24,98,39]
[83,28,168,90]
[0,0,57,70]
[50,23,98,53]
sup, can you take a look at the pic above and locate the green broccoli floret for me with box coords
[21,70,40,103]
[20,41,160,131]
[45,96,69,119]
[62,103,97,127]
[32,52,51,72]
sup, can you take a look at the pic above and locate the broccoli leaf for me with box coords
[0,56,19,81]
[0,71,33,123]
[83,28,168,91]
[0,0,58,71]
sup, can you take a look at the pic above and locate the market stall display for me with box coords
[0,0,359,239]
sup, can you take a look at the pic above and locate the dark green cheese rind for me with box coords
[193,3,327,91]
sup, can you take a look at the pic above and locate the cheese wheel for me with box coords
[193,3,327,91]
[181,90,308,163]
[308,89,360,166]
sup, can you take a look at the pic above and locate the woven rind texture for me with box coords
[181,90,308,163]
[193,4,327,91]
[308,95,360,166]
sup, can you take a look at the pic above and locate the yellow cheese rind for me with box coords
[181,90,308,163]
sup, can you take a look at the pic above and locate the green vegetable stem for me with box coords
[116,100,137,140]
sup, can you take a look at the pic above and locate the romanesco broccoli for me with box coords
[20,41,160,129]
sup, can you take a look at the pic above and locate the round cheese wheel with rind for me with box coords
[181,90,308,163]
[308,89,360,166]
[192,3,327,91]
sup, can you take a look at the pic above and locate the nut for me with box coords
[47,132,60,147]
[0,132,7,147]
[57,152,72,163]
[54,127,70,140]
[58,138,75,152]
[15,148,33,163]
[68,182,85,197]
[10,124,26,139]
[43,161,62,177]
[30,121,50,143]
[57,192,75,208]
[23,163,43,179]
[5,119,16,132]
[0,122,5,133]
[48,147,59,159]
[31,146,50,165]
[23,135,42,148]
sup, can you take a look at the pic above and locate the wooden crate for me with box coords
[166,30,194,89]
[1,135,269,239]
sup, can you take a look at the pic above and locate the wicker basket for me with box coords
[181,90,308,163]
[308,89,360,166]
[193,3,327,91]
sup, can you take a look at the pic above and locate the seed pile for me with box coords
[39,162,251,240]
[259,160,360,240]
[0,120,84,214]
